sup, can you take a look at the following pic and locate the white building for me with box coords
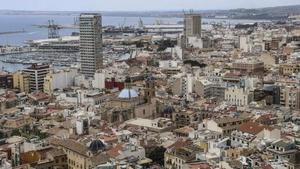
[76,117,89,135]
[171,73,194,101]
[92,70,106,90]
[75,74,91,88]
[187,36,203,48]
[225,86,254,107]
[44,68,78,94]
[159,60,179,69]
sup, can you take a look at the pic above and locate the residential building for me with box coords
[231,122,281,147]
[278,85,300,110]
[201,115,250,136]
[232,59,264,75]
[0,72,13,89]
[279,63,300,76]
[13,71,30,93]
[23,64,50,92]
[92,70,105,90]
[225,86,254,107]
[43,68,78,94]
[165,144,203,169]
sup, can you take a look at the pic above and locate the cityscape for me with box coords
[0,1,300,169]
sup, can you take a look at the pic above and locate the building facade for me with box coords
[44,68,78,94]
[23,64,50,92]
[184,14,202,38]
[13,71,30,93]
[225,87,254,107]
[80,13,103,78]
[0,73,13,89]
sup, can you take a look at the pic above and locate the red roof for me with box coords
[238,121,273,135]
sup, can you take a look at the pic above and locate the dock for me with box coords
[0,30,26,35]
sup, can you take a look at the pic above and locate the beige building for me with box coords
[164,145,203,169]
[194,78,225,100]
[23,63,50,92]
[232,60,264,75]
[279,85,300,110]
[201,115,250,136]
[279,63,300,76]
[13,71,30,93]
[50,138,109,169]
[184,14,202,38]
[3,115,34,129]
[225,87,254,107]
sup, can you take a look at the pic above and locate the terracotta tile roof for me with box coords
[106,144,123,158]
[188,162,211,169]
[48,148,66,157]
[174,126,194,134]
[90,153,110,166]
[49,138,89,157]
[167,139,192,150]
[260,164,274,169]
[238,121,273,135]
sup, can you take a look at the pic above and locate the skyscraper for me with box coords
[184,14,202,38]
[80,13,103,78]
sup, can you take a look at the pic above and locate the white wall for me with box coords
[52,68,78,89]
[92,71,106,89]
[188,36,203,48]
[239,36,249,52]
[159,60,179,69]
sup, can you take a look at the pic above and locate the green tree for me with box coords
[0,131,6,139]
[147,146,166,166]
[11,129,21,136]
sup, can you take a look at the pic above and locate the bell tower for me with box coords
[144,74,155,103]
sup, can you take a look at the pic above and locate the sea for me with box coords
[0,14,269,45]
[0,14,269,72]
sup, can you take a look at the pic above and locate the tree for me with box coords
[11,129,21,136]
[147,146,166,166]
[0,131,6,139]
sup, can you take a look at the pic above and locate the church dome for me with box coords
[89,140,105,153]
[118,89,139,99]
[163,106,175,114]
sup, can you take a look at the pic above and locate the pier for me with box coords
[0,30,26,35]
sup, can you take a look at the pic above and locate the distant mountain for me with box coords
[0,4,300,20]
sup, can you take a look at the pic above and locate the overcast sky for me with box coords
[1,0,300,11]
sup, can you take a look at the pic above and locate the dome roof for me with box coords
[145,74,155,82]
[163,106,175,114]
[124,76,132,83]
[89,140,105,153]
[118,89,139,99]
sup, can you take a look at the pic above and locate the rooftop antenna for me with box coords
[189,9,194,14]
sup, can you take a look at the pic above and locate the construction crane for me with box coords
[48,20,60,39]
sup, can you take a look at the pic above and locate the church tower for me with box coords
[144,74,155,103]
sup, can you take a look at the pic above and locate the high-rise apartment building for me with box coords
[23,63,50,92]
[184,14,202,38]
[79,13,103,78]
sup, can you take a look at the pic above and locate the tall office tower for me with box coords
[80,13,103,78]
[184,14,202,38]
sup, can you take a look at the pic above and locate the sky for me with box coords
[1,0,300,11]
